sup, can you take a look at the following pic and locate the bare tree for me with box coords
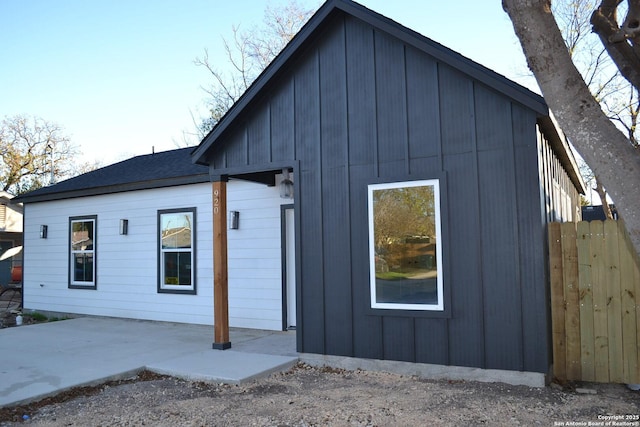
[0,115,79,195]
[194,1,315,138]
[552,0,640,217]
[71,159,103,177]
[503,0,640,254]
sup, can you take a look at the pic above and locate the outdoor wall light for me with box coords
[40,225,48,239]
[280,168,294,199]
[229,211,239,230]
[119,219,129,235]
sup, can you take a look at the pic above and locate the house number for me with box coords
[213,189,220,214]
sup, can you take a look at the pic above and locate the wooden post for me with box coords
[212,179,231,350]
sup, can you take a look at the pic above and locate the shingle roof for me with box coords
[15,147,209,203]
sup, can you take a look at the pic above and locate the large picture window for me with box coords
[158,208,196,294]
[368,180,443,311]
[69,215,97,289]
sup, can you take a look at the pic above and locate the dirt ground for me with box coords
[1,363,639,427]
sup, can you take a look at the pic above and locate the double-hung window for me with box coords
[368,179,443,311]
[69,215,97,289]
[158,208,196,294]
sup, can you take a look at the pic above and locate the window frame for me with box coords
[157,207,197,294]
[367,179,444,311]
[69,215,98,290]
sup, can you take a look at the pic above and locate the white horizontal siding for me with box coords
[227,178,289,330]
[23,183,214,325]
[23,179,289,331]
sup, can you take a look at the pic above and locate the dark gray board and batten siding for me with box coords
[203,13,550,373]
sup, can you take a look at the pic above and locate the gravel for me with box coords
[1,363,639,426]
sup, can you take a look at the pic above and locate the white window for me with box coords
[69,216,97,289]
[368,180,443,311]
[158,208,196,294]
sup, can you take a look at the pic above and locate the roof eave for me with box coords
[538,114,587,195]
[14,173,211,204]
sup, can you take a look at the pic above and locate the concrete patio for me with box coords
[0,317,298,408]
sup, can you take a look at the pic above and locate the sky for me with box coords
[0,0,536,166]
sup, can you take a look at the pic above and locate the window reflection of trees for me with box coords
[373,185,437,278]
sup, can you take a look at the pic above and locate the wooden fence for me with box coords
[549,220,640,384]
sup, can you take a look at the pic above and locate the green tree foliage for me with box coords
[373,186,436,252]
[0,114,79,195]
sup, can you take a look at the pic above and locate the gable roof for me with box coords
[191,0,548,164]
[15,147,209,204]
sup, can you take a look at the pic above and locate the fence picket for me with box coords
[590,220,609,383]
[604,220,623,383]
[577,221,594,382]
[548,222,566,380]
[618,219,639,384]
[562,222,581,380]
[635,234,640,383]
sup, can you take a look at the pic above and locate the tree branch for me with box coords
[591,2,640,90]
[503,0,640,252]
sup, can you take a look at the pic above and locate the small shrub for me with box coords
[25,312,48,322]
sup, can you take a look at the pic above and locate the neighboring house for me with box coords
[0,191,23,285]
[582,204,618,221]
[16,0,585,383]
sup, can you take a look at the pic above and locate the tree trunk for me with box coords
[503,0,640,255]
[594,177,614,219]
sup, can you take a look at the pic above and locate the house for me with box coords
[15,148,293,329]
[16,0,584,383]
[191,0,584,379]
[0,192,23,285]
[582,204,618,221]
